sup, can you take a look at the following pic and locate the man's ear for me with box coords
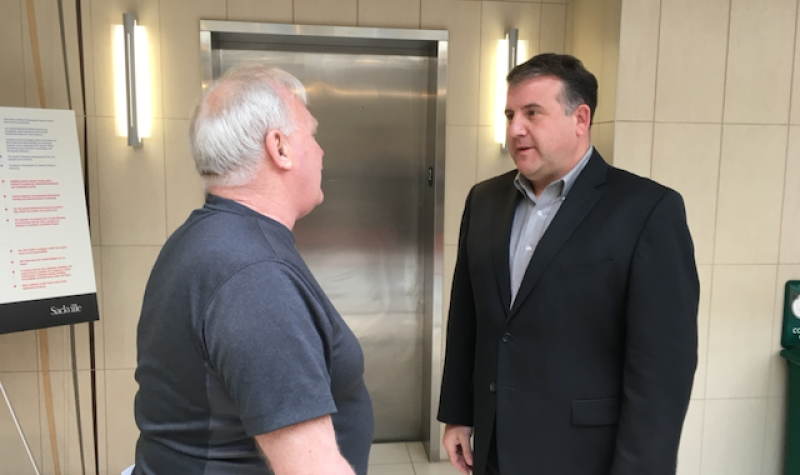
[574,104,592,136]
[265,129,292,171]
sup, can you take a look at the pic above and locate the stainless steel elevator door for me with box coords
[219,50,431,441]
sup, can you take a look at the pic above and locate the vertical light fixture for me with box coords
[495,29,528,149]
[114,14,151,147]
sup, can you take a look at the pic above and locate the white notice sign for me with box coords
[0,107,98,334]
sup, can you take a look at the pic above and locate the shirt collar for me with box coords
[514,145,594,201]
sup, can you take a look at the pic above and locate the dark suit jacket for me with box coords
[438,151,699,475]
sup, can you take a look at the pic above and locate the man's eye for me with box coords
[528,110,537,116]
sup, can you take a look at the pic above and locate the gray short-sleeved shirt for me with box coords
[133,195,374,475]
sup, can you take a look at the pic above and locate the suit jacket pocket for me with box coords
[559,259,615,275]
[571,396,621,426]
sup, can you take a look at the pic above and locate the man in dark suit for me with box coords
[437,53,699,475]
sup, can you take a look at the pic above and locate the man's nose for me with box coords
[507,115,525,136]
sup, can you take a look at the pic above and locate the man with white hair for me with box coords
[132,65,374,475]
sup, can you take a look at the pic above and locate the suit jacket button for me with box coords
[501,332,511,343]
[489,383,497,393]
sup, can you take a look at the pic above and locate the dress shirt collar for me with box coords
[514,145,594,202]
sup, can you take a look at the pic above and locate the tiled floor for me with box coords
[368,442,461,475]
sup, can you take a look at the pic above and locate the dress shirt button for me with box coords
[525,245,532,252]
[536,210,543,216]
[489,383,497,393]
[501,332,511,343]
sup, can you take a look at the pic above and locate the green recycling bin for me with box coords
[781,281,800,475]
[782,347,800,475]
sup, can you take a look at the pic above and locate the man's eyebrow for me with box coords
[505,102,542,114]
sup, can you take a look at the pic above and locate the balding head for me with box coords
[189,65,308,188]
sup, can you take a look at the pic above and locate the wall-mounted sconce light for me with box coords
[113,14,151,147]
[495,28,528,149]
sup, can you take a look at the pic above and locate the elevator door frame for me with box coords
[200,20,447,461]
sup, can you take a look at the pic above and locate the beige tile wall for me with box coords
[655,0,729,123]
[724,0,796,125]
[0,0,27,108]
[615,0,659,121]
[359,0,420,28]
[226,0,293,23]
[0,372,42,475]
[568,0,621,162]
[651,123,721,265]
[7,0,797,473]
[781,128,800,263]
[616,0,799,473]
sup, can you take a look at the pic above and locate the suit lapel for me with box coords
[508,152,609,319]
[492,180,521,316]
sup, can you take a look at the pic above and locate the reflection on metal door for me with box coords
[219,50,429,441]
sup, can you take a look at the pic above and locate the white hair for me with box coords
[189,65,308,188]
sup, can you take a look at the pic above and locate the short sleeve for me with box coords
[202,260,337,437]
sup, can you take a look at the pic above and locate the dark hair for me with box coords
[507,53,598,124]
